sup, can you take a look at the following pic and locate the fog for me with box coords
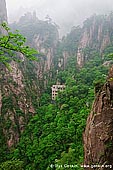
[6,0,113,35]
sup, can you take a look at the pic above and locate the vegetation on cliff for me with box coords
[0,55,109,170]
[1,13,113,169]
[0,22,38,69]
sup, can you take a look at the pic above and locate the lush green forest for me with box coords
[0,13,113,170]
[15,57,108,170]
[0,54,109,169]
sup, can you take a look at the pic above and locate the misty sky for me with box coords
[6,0,113,35]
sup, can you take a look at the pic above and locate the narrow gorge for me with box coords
[1,0,113,169]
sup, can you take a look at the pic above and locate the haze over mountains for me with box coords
[6,0,113,35]
[1,0,113,169]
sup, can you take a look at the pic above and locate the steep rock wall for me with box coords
[0,0,7,23]
[32,32,58,71]
[0,0,7,35]
[0,61,39,147]
[0,10,59,147]
[0,0,5,112]
[10,13,59,83]
[77,15,113,67]
[0,2,39,147]
[83,65,113,169]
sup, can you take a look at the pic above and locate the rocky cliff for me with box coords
[0,0,7,23]
[1,1,113,156]
[77,14,113,67]
[10,12,59,72]
[0,59,41,147]
[54,14,113,69]
[0,10,59,147]
[83,65,113,169]
[0,0,7,35]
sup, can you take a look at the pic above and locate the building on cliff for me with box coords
[51,84,65,100]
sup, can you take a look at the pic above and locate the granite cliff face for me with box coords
[0,0,7,35]
[0,9,59,147]
[83,65,113,169]
[77,14,113,67]
[1,1,113,157]
[0,0,7,23]
[32,29,58,72]
[10,12,59,72]
[0,60,39,147]
[54,14,113,68]
[0,0,7,114]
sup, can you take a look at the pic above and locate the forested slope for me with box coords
[1,3,113,169]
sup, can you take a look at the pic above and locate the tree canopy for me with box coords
[0,23,38,68]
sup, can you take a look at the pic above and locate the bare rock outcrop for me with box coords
[0,1,38,147]
[0,61,36,147]
[0,0,7,35]
[83,65,113,169]
[0,0,7,23]
[77,14,113,67]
